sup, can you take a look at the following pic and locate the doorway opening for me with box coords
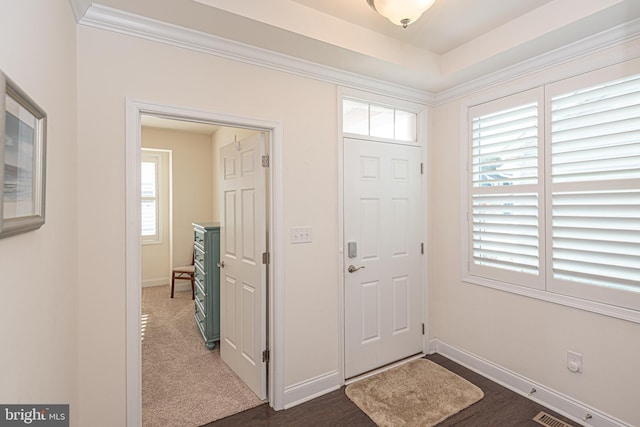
[139,117,265,424]
[125,99,284,426]
[338,88,429,382]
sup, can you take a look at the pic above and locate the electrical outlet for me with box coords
[567,351,582,373]
[291,226,312,244]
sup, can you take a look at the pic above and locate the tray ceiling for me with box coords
[70,0,640,93]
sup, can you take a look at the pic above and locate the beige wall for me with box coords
[0,0,79,423]
[429,43,640,425]
[77,26,339,425]
[141,127,215,288]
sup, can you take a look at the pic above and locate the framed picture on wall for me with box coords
[0,70,47,239]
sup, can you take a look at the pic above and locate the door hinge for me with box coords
[262,252,270,265]
[420,163,424,175]
[262,349,270,363]
[421,242,424,254]
[422,323,425,335]
[262,154,270,167]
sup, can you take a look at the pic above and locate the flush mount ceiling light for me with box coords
[366,0,436,28]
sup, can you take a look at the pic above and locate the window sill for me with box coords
[141,238,163,246]
[462,274,640,324]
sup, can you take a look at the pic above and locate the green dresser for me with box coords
[192,222,220,350]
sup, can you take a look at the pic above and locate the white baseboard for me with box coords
[427,338,438,354]
[142,278,169,288]
[283,370,341,409]
[433,339,632,427]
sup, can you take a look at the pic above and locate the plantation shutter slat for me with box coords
[552,130,640,153]
[141,157,159,239]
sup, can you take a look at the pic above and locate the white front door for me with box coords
[219,133,267,399]
[344,137,424,378]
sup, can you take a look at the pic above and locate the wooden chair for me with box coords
[171,252,195,299]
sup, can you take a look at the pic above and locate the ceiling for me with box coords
[282,0,555,54]
[71,0,640,93]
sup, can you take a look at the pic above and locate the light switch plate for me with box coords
[291,226,312,244]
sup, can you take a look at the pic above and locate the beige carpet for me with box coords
[345,359,484,427]
[142,285,263,427]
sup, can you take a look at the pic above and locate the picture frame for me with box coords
[0,70,47,239]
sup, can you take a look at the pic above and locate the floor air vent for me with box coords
[533,411,574,427]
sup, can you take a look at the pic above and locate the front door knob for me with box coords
[347,265,365,273]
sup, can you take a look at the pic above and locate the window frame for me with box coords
[461,60,640,323]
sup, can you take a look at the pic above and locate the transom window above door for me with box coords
[343,98,418,143]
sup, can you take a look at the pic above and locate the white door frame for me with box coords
[125,98,285,426]
[337,87,430,383]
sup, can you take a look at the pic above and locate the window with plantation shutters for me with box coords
[546,72,640,310]
[468,89,544,289]
[464,60,640,318]
[141,150,163,244]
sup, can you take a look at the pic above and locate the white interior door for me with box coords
[219,133,267,400]
[344,137,424,378]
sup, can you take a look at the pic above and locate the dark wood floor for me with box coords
[204,353,578,427]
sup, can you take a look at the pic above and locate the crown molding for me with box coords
[76,4,640,107]
[434,17,640,105]
[69,0,92,22]
[78,4,434,105]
